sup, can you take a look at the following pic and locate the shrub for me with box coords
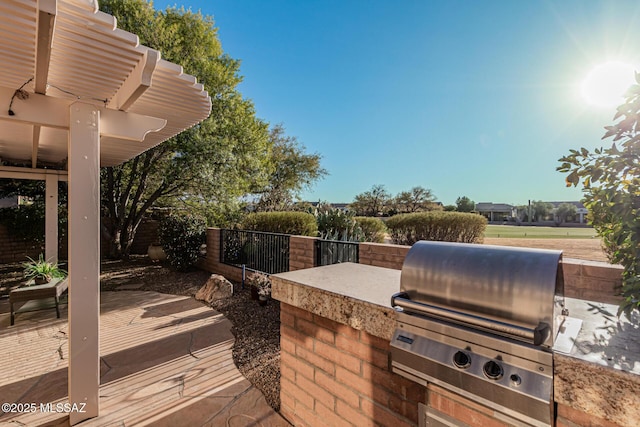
[315,205,362,241]
[241,212,318,236]
[386,212,487,245]
[158,214,206,271]
[355,216,387,243]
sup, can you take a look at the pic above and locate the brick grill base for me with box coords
[280,303,424,427]
[278,302,626,427]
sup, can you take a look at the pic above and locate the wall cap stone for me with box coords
[272,263,399,340]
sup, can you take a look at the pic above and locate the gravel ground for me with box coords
[1,256,282,412]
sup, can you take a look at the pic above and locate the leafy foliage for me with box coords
[23,254,66,284]
[99,1,271,258]
[393,186,439,214]
[158,215,206,271]
[455,196,475,212]
[558,75,640,318]
[241,212,318,236]
[0,204,45,244]
[354,217,387,243]
[349,185,392,216]
[386,212,487,246]
[350,185,442,216]
[0,180,68,245]
[554,203,577,225]
[314,204,363,241]
[531,200,554,221]
[254,124,327,212]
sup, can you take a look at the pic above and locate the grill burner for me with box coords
[390,241,566,427]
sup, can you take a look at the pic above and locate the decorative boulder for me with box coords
[195,274,233,303]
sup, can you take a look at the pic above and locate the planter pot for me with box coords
[250,285,259,300]
[148,244,167,262]
[34,276,51,285]
[258,295,268,306]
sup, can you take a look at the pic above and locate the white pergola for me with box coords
[0,0,211,424]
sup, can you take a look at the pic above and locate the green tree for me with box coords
[0,178,68,245]
[99,1,271,258]
[455,196,475,212]
[254,124,327,212]
[515,205,531,222]
[531,200,553,221]
[394,186,437,213]
[554,203,577,226]
[558,73,640,318]
[349,185,391,216]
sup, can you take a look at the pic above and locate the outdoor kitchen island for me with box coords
[271,262,640,427]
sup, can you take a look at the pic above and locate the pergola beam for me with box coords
[107,49,160,111]
[0,87,166,140]
[0,165,68,181]
[35,0,57,95]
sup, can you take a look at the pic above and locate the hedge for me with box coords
[354,216,387,243]
[386,212,486,245]
[159,214,206,271]
[241,211,318,236]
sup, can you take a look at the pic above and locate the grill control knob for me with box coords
[452,351,471,369]
[483,360,504,380]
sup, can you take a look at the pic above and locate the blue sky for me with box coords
[154,0,640,206]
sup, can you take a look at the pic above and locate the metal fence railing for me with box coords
[220,229,290,274]
[315,239,359,266]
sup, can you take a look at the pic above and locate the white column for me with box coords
[68,102,100,424]
[45,174,58,263]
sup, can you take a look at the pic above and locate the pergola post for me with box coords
[45,174,58,263]
[67,101,101,424]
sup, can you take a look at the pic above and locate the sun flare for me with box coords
[580,61,636,108]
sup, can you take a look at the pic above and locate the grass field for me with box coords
[484,225,597,239]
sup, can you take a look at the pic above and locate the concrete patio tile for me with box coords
[114,283,145,290]
[0,291,290,427]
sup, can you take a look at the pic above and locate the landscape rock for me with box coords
[195,274,233,303]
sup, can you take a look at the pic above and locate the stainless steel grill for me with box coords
[390,241,567,427]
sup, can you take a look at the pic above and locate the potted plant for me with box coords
[246,272,271,305]
[23,254,67,285]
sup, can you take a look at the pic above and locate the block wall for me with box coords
[198,228,243,282]
[289,235,316,271]
[0,224,44,263]
[359,242,409,270]
[561,259,623,304]
[280,303,425,427]
[201,228,624,305]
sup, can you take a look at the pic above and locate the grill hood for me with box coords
[394,241,565,348]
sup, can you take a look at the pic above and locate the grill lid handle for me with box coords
[391,292,550,346]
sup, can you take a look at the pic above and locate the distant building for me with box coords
[475,202,516,222]
[476,201,588,224]
[548,201,588,224]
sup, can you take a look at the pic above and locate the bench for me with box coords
[9,278,68,325]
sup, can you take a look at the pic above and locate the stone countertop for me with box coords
[271,263,400,340]
[554,298,640,425]
[559,297,640,373]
